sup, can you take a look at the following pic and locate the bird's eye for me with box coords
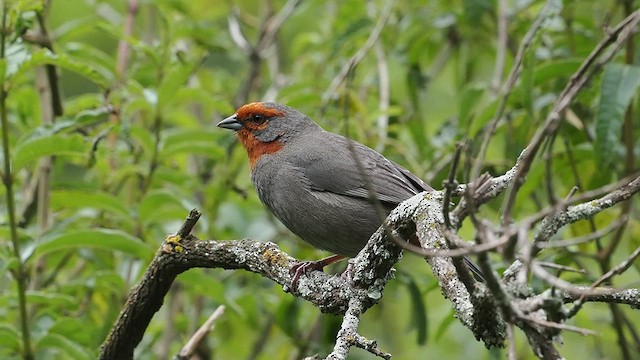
[251,114,266,124]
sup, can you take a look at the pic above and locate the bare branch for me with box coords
[174,305,225,360]
[228,8,252,54]
[471,1,557,184]
[501,10,640,222]
[321,0,395,106]
[563,288,640,309]
[537,217,626,249]
[443,143,464,229]
[256,0,302,52]
[534,176,640,243]
[325,298,391,360]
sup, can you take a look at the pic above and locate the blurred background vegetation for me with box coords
[1,0,639,359]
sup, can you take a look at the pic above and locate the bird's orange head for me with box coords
[217,102,319,168]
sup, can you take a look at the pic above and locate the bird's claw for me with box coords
[340,261,355,283]
[289,261,326,291]
[286,255,346,292]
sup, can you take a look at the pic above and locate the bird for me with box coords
[218,102,482,284]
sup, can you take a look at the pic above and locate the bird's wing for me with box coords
[293,132,431,205]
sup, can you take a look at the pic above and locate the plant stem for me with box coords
[0,4,33,359]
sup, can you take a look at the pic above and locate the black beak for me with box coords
[217,114,243,131]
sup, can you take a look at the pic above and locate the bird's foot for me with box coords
[288,254,346,291]
[339,261,355,284]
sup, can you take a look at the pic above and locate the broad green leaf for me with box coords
[458,84,486,127]
[16,107,110,141]
[434,309,456,341]
[128,125,155,155]
[95,21,159,64]
[595,63,640,166]
[521,51,535,116]
[0,226,34,265]
[51,190,131,221]
[0,323,21,351]
[34,229,153,261]
[161,128,224,158]
[0,226,33,245]
[275,298,300,340]
[463,0,492,21]
[534,59,581,84]
[4,42,30,77]
[0,58,5,83]
[404,275,428,345]
[26,291,75,308]
[13,134,89,170]
[10,0,44,14]
[157,64,194,111]
[63,42,116,80]
[330,17,371,58]
[628,219,640,275]
[138,190,193,226]
[7,48,111,89]
[48,318,96,348]
[469,98,500,138]
[36,333,93,360]
[92,271,126,293]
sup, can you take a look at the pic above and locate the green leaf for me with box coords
[464,0,492,22]
[434,309,456,341]
[469,98,500,138]
[534,59,581,84]
[128,125,156,155]
[7,48,111,89]
[50,190,132,222]
[0,323,21,352]
[595,63,640,166]
[36,107,109,136]
[48,318,96,349]
[10,0,44,14]
[26,291,75,308]
[521,51,535,116]
[275,298,300,340]
[13,133,89,170]
[0,58,6,83]
[138,190,193,226]
[458,83,487,127]
[160,128,224,158]
[34,229,153,261]
[36,333,93,360]
[404,275,428,344]
[157,64,193,111]
[63,41,116,80]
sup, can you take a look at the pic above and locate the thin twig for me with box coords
[519,313,598,336]
[443,143,464,228]
[491,0,508,93]
[231,0,301,106]
[373,40,390,152]
[174,305,225,360]
[116,0,139,82]
[534,176,640,244]
[535,262,585,274]
[177,209,202,238]
[0,3,33,358]
[470,1,555,186]
[592,245,640,290]
[537,217,626,249]
[507,324,517,360]
[501,10,640,223]
[530,262,616,296]
[320,0,395,106]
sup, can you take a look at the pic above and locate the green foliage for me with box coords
[595,63,640,167]
[0,0,638,359]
